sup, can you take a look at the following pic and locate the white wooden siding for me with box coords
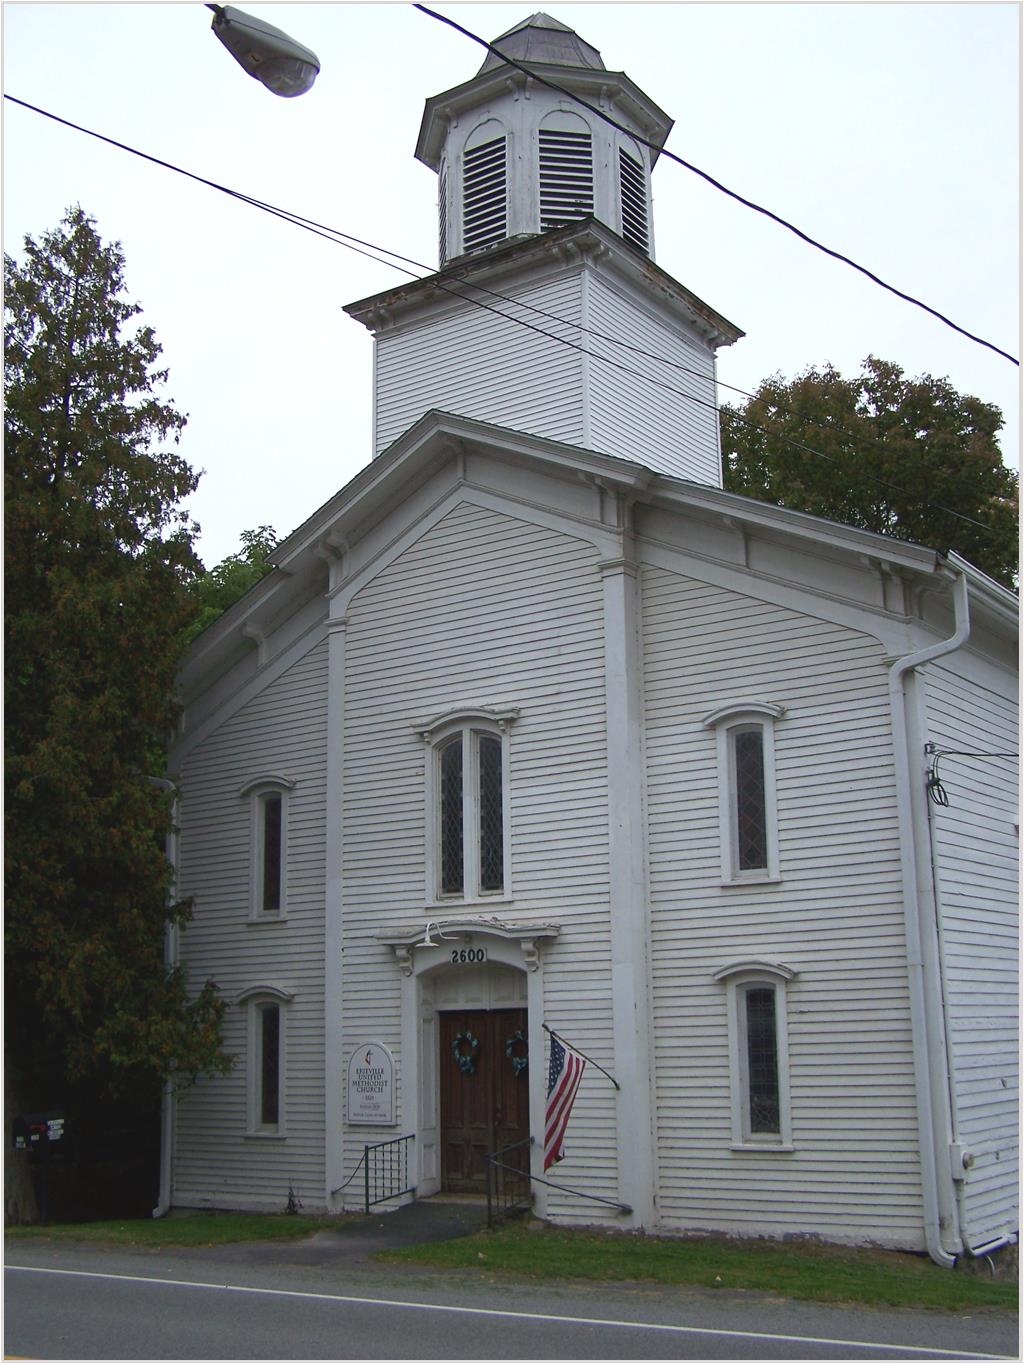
[642,564,925,1246]
[584,274,720,484]
[172,640,328,1211]
[339,502,621,1211]
[373,277,585,455]
[924,662,1018,1247]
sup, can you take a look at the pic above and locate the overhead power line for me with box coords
[1,94,1007,538]
[414,3,1019,368]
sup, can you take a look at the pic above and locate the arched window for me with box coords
[239,774,297,919]
[703,702,785,884]
[237,985,294,1136]
[538,110,594,232]
[713,960,796,1150]
[462,120,507,252]
[415,705,518,902]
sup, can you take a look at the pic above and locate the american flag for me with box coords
[544,1034,586,1170]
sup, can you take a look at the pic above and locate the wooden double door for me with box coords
[439,1008,529,1193]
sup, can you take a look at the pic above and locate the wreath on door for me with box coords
[505,1030,528,1077]
[451,1030,480,1074]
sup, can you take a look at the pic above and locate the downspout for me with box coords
[887,569,969,1268]
[150,777,179,1220]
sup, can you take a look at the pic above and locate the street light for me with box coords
[207,4,320,98]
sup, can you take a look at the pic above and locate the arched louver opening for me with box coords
[619,147,649,254]
[539,127,594,231]
[462,134,507,252]
[438,162,448,265]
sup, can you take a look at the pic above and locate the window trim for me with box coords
[239,774,296,921]
[703,702,785,886]
[713,960,796,1151]
[414,705,518,906]
[237,985,293,1138]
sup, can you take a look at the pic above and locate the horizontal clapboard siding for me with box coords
[585,274,719,484]
[925,662,1019,1245]
[374,277,585,454]
[339,502,617,1205]
[173,640,329,1211]
[642,564,924,1246]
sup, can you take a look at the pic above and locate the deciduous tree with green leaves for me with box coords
[5,208,230,1223]
[186,525,279,643]
[720,356,1018,588]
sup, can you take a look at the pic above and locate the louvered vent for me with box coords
[438,163,448,264]
[619,149,649,254]
[539,129,594,231]
[462,135,507,251]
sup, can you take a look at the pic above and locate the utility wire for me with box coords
[415,3,1018,368]
[2,94,1007,537]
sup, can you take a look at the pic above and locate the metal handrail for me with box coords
[363,1133,415,1213]
[486,1136,534,1226]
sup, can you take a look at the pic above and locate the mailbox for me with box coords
[12,1111,67,1160]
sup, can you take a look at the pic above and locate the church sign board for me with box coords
[347,1043,397,1126]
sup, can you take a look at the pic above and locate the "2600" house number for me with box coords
[451,947,487,965]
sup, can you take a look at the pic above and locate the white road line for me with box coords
[5,1263,1011,1360]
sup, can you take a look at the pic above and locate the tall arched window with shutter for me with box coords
[462,120,507,253]
[538,110,594,232]
[618,141,650,254]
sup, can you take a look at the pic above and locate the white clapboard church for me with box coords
[164,13,1018,1264]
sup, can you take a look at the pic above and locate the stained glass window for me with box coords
[260,1004,280,1127]
[478,734,503,891]
[734,726,767,871]
[744,987,779,1134]
[439,736,464,895]
[261,793,282,912]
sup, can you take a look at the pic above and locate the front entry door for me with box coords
[440,1009,528,1193]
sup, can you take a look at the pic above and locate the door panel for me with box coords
[440,1008,528,1192]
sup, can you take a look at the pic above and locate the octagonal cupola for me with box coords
[416,12,673,266]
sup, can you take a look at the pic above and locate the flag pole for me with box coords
[542,1022,620,1090]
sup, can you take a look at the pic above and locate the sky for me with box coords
[3,1,1019,568]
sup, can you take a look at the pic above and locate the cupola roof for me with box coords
[476,12,605,73]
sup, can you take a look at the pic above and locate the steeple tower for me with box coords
[416,12,673,266]
[345,13,743,486]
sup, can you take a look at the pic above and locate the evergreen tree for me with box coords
[720,356,1018,588]
[5,208,230,1222]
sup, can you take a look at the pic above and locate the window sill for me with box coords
[247,913,289,925]
[730,1142,794,1154]
[425,897,513,911]
[720,876,782,889]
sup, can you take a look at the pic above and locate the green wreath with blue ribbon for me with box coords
[505,1030,528,1077]
[452,1030,479,1074]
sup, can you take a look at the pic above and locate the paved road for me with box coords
[5,1237,1016,1360]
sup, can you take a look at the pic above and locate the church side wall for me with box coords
[172,639,329,1212]
[338,501,621,1213]
[641,564,926,1247]
[372,276,584,455]
[923,658,1019,1249]
[584,273,720,485]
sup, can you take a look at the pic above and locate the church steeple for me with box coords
[346,13,742,488]
[416,13,673,265]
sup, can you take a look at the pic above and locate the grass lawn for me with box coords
[380,1224,1018,1313]
[7,1213,1017,1312]
[5,1213,334,1248]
